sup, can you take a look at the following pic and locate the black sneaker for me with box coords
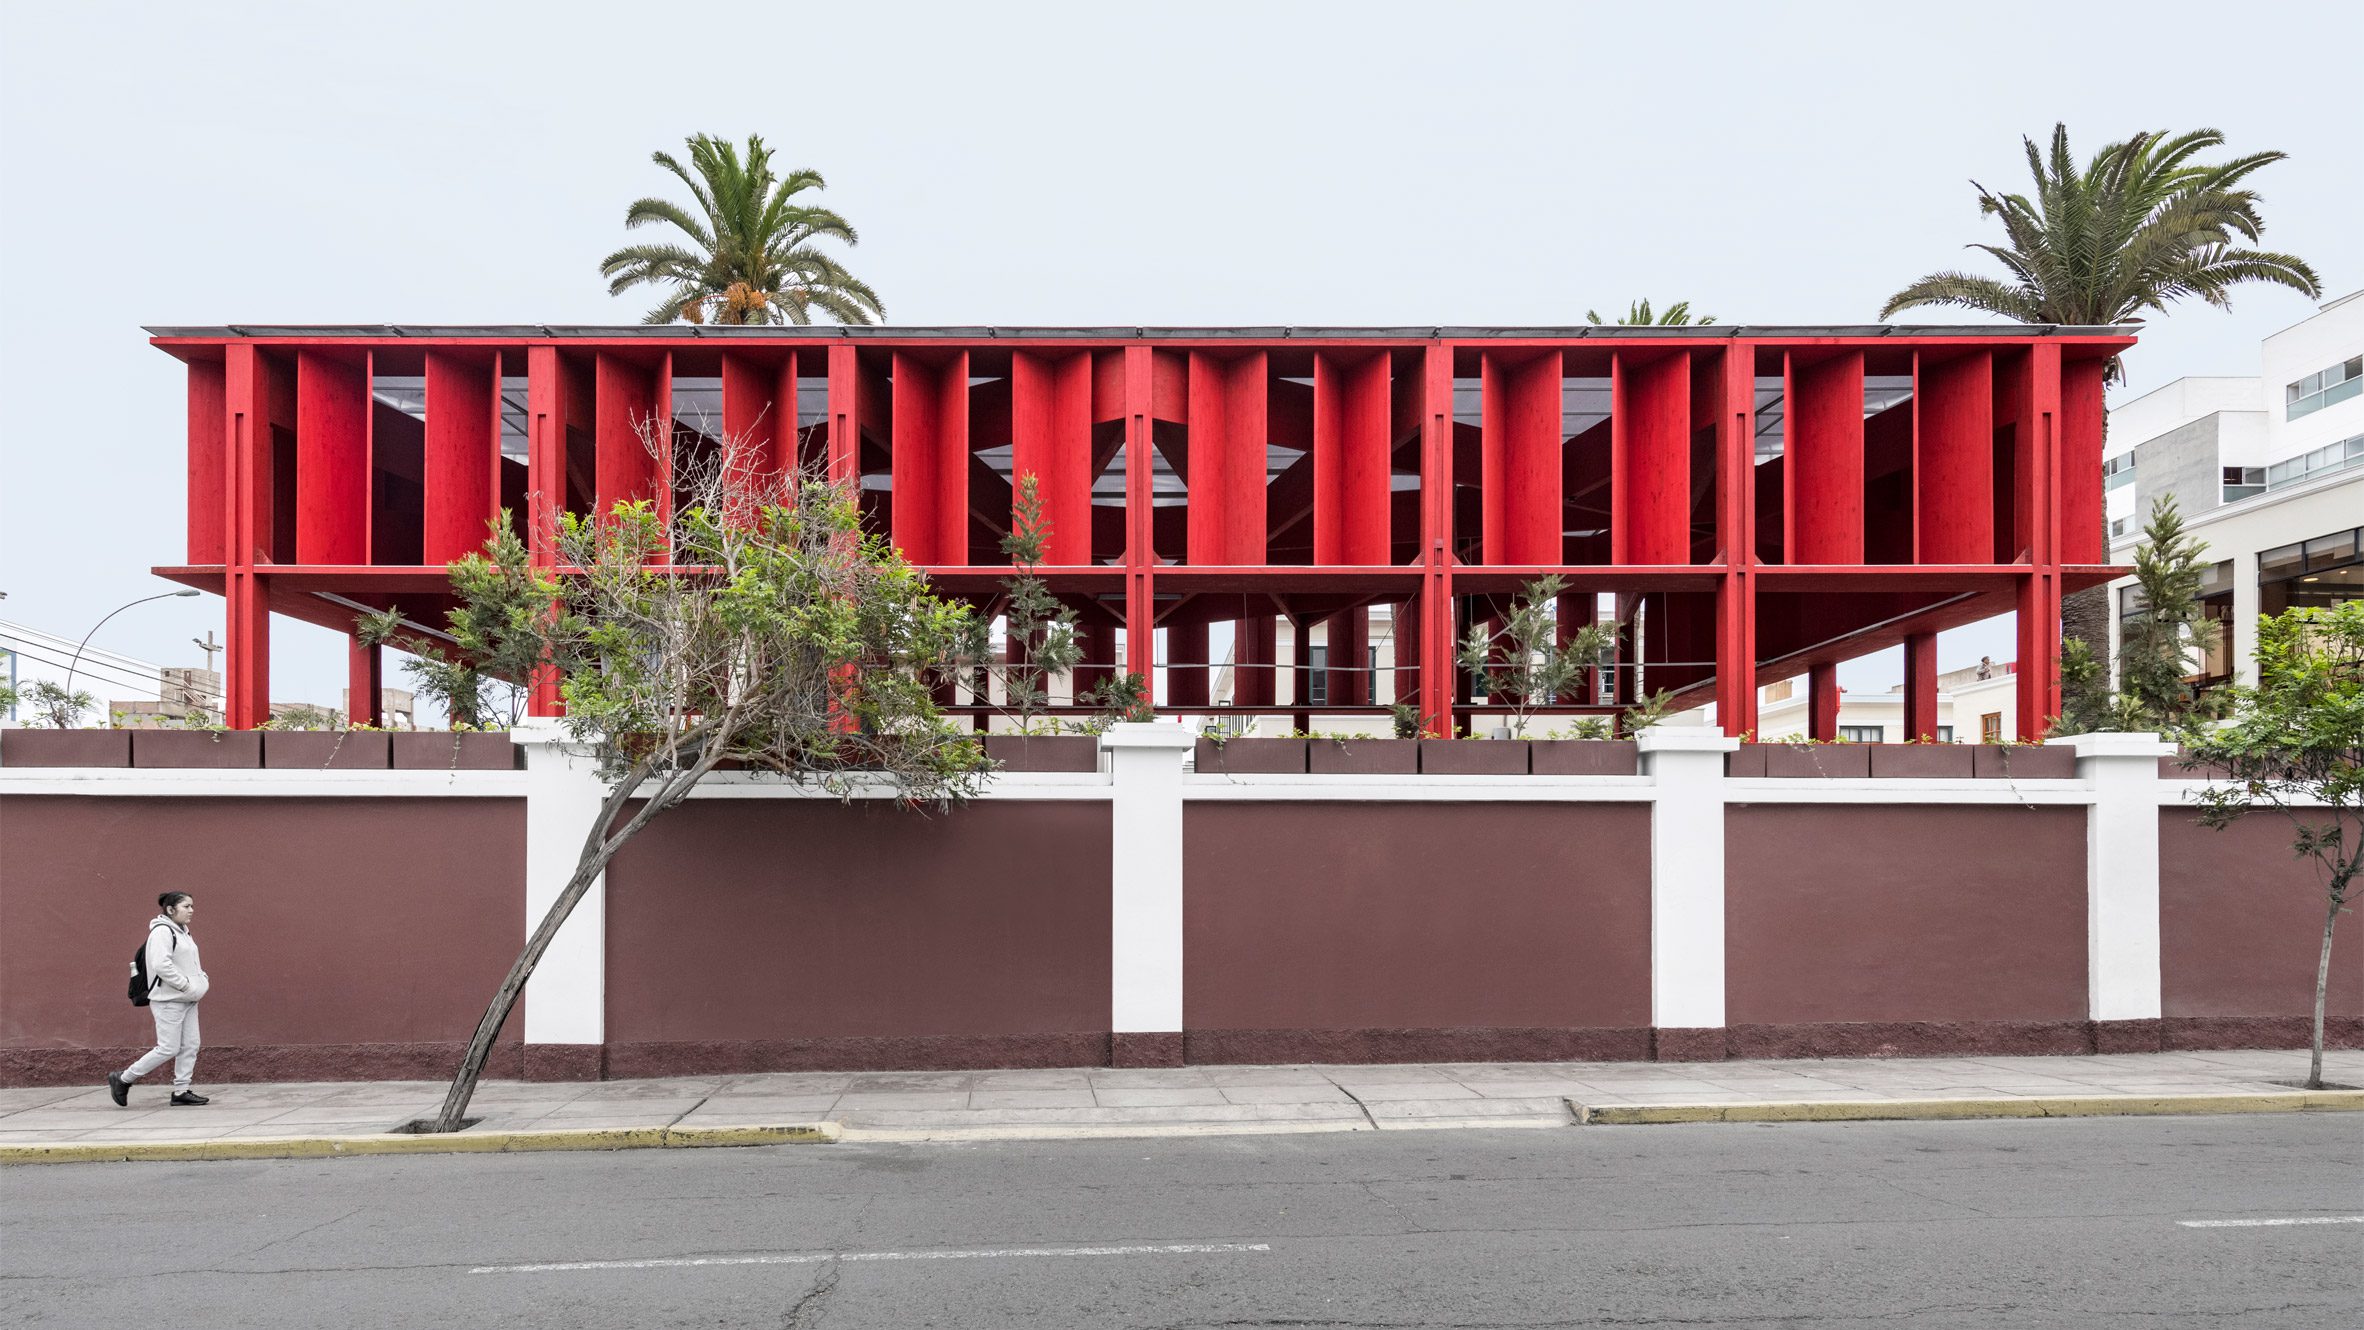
[169,1091,210,1106]
[107,1072,129,1107]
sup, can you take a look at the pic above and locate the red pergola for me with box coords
[148,325,2129,736]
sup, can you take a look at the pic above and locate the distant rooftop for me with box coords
[145,322,2142,341]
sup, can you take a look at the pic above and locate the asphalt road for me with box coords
[4,1115,2360,1328]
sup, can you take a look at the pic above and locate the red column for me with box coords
[1903,631,1939,741]
[1235,611,1276,707]
[1393,598,1421,714]
[890,351,969,566]
[2058,357,2108,565]
[1786,350,1865,564]
[1808,662,1840,742]
[720,350,782,498]
[1419,344,1456,736]
[1124,346,1155,695]
[1185,351,1269,565]
[222,344,272,729]
[348,635,382,727]
[1327,608,1368,707]
[1075,620,1116,697]
[1289,614,1313,731]
[1716,344,1759,736]
[525,345,567,718]
[1166,620,1209,707]
[187,361,227,565]
[1313,351,1391,565]
[825,344,861,488]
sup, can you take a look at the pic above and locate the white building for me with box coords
[2102,290,2364,689]
[1752,660,2025,745]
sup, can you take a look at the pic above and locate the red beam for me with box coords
[222,343,271,728]
[423,350,495,563]
[1185,351,1269,565]
[1914,349,1994,564]
[1012,350,1095,564]
[1612,351,1689,564]
[2059,356,2107,565]
[594,352,660,515]
[1480,349,1562,564]
[890,350,968,565]
[295,351,369,565]
[1716,343,1758,735]
[1808,661,1839,741]
[1125,346,1154,692]
[1786,349,1864,564]
[187,360,226,565]
[1903,630,1939,740]
[1313,350,1391,565]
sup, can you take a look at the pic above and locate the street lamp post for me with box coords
[64,589,205,707]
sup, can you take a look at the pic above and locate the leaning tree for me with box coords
[396,422,987,1132]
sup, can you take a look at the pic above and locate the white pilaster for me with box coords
[514,718,608,1045]
[1639,728,1740,1029]
[2060,731,2175,1021]
[1102,721,1194,1033]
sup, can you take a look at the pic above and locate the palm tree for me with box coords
[1882,125,2319,381]
[1586,300,1716,326]
[1884,124,2319,693]
[600,134,886,326]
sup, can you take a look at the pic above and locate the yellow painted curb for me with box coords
[1576,1091,2364,1126]
[0,1121,839,1166]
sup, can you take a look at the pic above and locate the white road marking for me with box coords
[2177,1216,2364,1229]
[473,1242,1272,1274]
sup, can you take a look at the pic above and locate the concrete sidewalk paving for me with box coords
[4,1048,2359,1161]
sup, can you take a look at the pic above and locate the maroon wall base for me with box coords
[523,1044,604,1082]
[1654,1028,1729,1061]
[0,1041,511,1088]
[604,1033,1111,1078]
[1187,1026,1653,1065]
[1111,1032,1185,1068]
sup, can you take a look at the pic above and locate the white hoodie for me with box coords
[144,915,208,1003]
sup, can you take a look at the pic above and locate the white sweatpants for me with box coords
[124,1000,201,1089]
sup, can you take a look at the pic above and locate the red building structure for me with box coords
[148,325,2129,738]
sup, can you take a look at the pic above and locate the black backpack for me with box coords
[127,925,169,1007]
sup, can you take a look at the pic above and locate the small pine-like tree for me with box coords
[2055,497,2223,734]
[990,473,1083,733]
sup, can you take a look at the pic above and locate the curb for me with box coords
[1574,1091,2364,1125]
[0,1121,839,1166]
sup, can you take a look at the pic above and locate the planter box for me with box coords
[1764,744,1871,778]
[1868,744,1975,779]
[1308,738,1418,775]
[1193,737,1307,774]
[263,731,392,770]
[1,729,131,768]
[1725,743,1770,778]
[1530,740,1639,776]
[2158,751,2235,781]
[390,732,517,771]
[1419,739,1530,775]
[1972,744,2076,779]
[983,734,1100,773]
[132,730,262,769]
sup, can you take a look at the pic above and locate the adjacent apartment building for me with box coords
[2105,291,2364,690]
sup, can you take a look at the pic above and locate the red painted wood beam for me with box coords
[1480,349,1563,565]
[1715,343,1759,735]
[1808,661,1839,742]
[1313,351,1392,565]
[720,350,781,496]
[423,350,496,564]
[187,360,227,565]
[594,352,660,517]
[890,351,969,566]
[2017,570,2061,737]
[525,345,567,717]
[1420,344,1456,737]
[2059,356,2107,565]
[826,344,861,487]
[1124,346,1155,694]
[1012,350,1096,564]
[1914,350,1994,564]
[294,351,368,565]
[1903,630,1939,741]
[1184,351,1270,565]
[221,343,272,728]
[1612,351,1690,564]
[1326,607,1368,707]
[1786,349,1865,564]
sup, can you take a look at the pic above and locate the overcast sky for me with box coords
[2,0,2356,708]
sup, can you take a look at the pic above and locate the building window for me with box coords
[1981,712,2003,744]
[1306,645,1326,706]
[2258,526,2364,616]
[2263,431,2364,490]
[2222,466,2266,502]
[1839,725,1883,743]
[1936,725,1954,742]
[2101,452,2137,490]
[2109,514,2132,540]
[2286,356,2363,420]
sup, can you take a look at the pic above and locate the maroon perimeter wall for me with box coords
[1182,801,1656,1063]
[0,796,526,1085]
[1723,804,2092,1057]
[2159,810,2364,1048]
[600,799,1114,1075]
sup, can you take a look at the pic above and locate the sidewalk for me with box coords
[4,1048,2359,1163]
